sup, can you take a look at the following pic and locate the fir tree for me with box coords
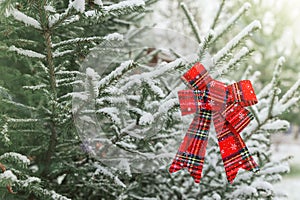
[0,0,153,199]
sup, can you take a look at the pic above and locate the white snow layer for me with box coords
[261,120,289,131]
[0,170,17,181]
[232,185,258,197]
[0,152,30,165]
[8,8,41,29]
[94,0,103,6]
[9,46,45,58]
[72,0,85,13]
[53,36,103,47]
[139,112,154,125]
[213,20,261,63]
[44,5,56,13]
[98,60,133,88]
[103,32,124,41]
[251,180,274,195]
[23,177,41,187]
[105,0,145,12]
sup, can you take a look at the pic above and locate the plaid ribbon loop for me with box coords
[169,62,259,183]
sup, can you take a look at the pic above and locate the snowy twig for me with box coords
[9,46,45,59]
[8,8,42,30]
[213,2,251,43]
[211,0,225,30]
[213,46,252,78]
[180,2,202,44]
[213,20,261,64]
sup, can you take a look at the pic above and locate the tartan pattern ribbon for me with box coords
[169,62,259,183]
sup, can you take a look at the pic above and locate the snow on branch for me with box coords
[53,49,74,58]
[180,2,202,43]
[119,58,187,92]
[94,163,126,188]
[198,30,214,58]
[261,120,289,131]
[103,33,124,41]
[97,107,121,125]
[23,84,47,91]
[212,46,251,78]
[53,36,103,48]
[104,0,145,16]
[9,46,45,59]
[279,78,300,105]
[0,122,10,144]
[8,8,41,30]
[213,2,251,41]
[270,56,285,87]
[72,0,85,13]
[1,99,37,111]
[7,118,40,123]
[213,20,261,64]
[0,152,30,166]
[0,170,17,182]
[98,60,134,90]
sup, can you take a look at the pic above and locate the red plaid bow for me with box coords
[169,62,259,183]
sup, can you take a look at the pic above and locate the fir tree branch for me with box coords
[213,20,261,64]
[198,30,214,59]
[212,2,251,43]
[213,47,252,78]
[211,0,225,30]
[180,2,202,44]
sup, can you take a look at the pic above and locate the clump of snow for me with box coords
[44,5,56,13]
[251,180,273,195]
[104,33,124,41]
[278,56,286,66]
[212,193,221,200]
[8,8,41,29]
[57,174,67,185]
[9,46,45,58]
[85,10,96,17]
[94,0,103,6]
[105,0,145,12]
[72,0,85,13]
[139,112,154,125]
[86,67,99,80]
[0,170,17,181]
[49,190,71,200]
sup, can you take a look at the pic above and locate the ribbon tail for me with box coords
[214,112,259,183]
[169,111,211,183]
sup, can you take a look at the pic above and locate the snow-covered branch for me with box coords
[213,20,261,64]
[8,8,41,30]
[9,46,45,59]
